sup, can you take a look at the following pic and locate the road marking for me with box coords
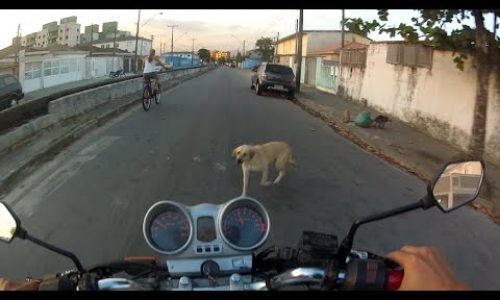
[5,136,120,218]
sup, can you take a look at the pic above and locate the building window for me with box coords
[25,62,42,79]
[65,36,68,40]
[66,28,69,32]
[60,29,63,33]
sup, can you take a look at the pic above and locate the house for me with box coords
[242,49,263,70]
[91,36,152,56]
[308,42,369,95]
[275,30,371,85]
[0,44,133,93]
[210,50,230,61]
[161,51,201,68]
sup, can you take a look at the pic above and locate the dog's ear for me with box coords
[232,148,238,158]
[248,149,255,159]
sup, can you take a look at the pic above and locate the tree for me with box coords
[255,37,275,62]
[218,56,226,64]
[198,48,211,62]
[236,52,244,63]
[344,9,500,158]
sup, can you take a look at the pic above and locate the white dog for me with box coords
[232,141,296,196]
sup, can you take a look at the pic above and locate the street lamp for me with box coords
[134,10,163,73]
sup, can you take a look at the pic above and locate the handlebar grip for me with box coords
[386,269,404,290]
[341,258,404,290]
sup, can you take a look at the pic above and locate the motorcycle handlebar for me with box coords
[94,263,404,291]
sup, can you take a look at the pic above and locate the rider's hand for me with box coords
[386,246,471,291]
[0,278,40,291]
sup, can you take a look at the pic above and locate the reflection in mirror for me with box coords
[0,202,18,243]
[432,161,484,212]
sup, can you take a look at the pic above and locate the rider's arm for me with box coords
[0,278,40,291]
[387,246,471,291]
[155,56,169,70]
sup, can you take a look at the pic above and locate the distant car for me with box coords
[0,74,24,111]
[250,62,296,100]
[230,63,236,68]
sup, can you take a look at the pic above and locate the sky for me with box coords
[0,9,497,53]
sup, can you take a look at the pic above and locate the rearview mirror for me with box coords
[0,202,20,243]
[431,161,484,212]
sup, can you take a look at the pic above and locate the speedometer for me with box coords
[219,197,270,251]
[143,201,193,255]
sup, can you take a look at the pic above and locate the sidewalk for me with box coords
[295,84,500,224]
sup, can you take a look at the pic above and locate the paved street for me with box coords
[0,67,499,289]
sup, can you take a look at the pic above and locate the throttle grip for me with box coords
[340,258,403,290]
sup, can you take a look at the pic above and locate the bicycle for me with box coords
[142,74,161,111]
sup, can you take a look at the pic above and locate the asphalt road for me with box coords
[1,67,499,289]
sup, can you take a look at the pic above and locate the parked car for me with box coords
[0,74,24,111]
[251,62,296,100]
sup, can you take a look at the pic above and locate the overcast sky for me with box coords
[0,9,496,53]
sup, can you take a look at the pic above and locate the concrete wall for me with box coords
[338,64,365,101]
[48,67,207,120]
[358,43,500,163]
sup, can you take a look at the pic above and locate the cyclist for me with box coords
[143,49,169,93]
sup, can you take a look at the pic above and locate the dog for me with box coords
[372,115,391,128]
[232,141,296,196]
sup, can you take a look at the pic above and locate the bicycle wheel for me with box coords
[142,85,151,111]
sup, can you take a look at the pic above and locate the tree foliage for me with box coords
[197,48,211,62]
[255,37,275,62]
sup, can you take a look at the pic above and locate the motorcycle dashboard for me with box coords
[142,196,271,263]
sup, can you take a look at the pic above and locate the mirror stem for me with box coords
[20,230,85,272]
[338,197,434,263]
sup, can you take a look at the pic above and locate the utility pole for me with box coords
[90,23,95,57]
[168,25,178,67]
[151,35,154,51]
[191,38,196,66]
[341,9,345,48]
[15,24,20,77]
[134,9,141,73]
[113,26,117,56]
[275,32,279,63]
[296,9,303,93]
[295,19,298,63]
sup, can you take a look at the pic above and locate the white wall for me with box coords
[338,64,364,101]
[358,43,500,162]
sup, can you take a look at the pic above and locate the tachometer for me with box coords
[219,197,270,250]
[143,201,193,255]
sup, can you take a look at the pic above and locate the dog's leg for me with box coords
[242,167,249,196]
[260,167,272,186]
[273,171,286,184]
